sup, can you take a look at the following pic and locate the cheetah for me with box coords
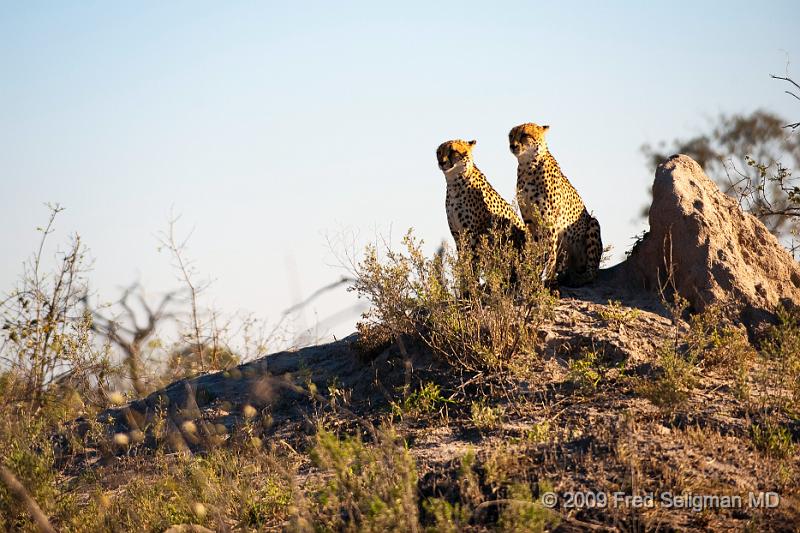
[436,139,526,253]
[509,123,602,285]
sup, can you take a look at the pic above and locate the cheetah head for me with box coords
[509,123,549,160]
[436,139,476,176]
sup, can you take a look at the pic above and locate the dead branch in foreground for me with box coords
[0,465,56,533]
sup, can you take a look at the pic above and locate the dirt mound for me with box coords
[74,292,799,531]
[89,295,674,444]
[620,154,800,330]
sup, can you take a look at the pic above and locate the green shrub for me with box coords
[759,306,800,415]
[63,447,293,532]
[0,412,63,532]
[639,342,699,409]
[422,497,470,533]
[352,228,554,378]
[497,483,558,533]
[305,426,419,532]
[750,421,795,459]
[568,351,604,392]
[685,305,753,371]
[638,302,752,409]
[470,400,505,430]
[597,299,640,327]
[392,381,454,419]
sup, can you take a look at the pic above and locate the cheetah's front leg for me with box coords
[542,228,561,284]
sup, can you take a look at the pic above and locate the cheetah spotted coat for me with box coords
[436,139,526,252]
[509,123,602,285]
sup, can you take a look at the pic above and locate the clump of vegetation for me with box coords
[422,497,471,533]
[71,447,292,532]
[741,305,800,468]
[685,305,754,371]
[476,443,560,531]
[391,381,453,420]
[470,399,506,430]
[495,483,559,532]
[567,350,604,392]
[524,421,551,444]
[750,421,795,460]
[421,444,559,532]
[0,403,68,532]
[301,426,419,532]
[597,299,640,327]
[638,341,699,408]
[758,305,800,414]
[352,228,554,378]
[0,205,115,411]
[637,296,754,409]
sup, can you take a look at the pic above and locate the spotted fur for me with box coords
[509,123,602,285]
[436,139,526,252]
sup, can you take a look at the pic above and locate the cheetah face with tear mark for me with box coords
[436,139,476,177]
[509,122,550,161]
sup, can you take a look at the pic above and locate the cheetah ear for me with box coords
[468,139,477,147]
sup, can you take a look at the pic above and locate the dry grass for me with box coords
[352,228,555,378]
[1,218,799,531]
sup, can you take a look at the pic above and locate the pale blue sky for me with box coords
[2,1,799,344]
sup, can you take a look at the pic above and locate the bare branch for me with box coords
[0,465,56,533]
[282,276,354,316]
[771,74,800,93]
[87,283,175,396]
[771,74,800,130]
[157,213,213,373]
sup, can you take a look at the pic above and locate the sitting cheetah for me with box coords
[436,139,526,253]
[509,123,602,285]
